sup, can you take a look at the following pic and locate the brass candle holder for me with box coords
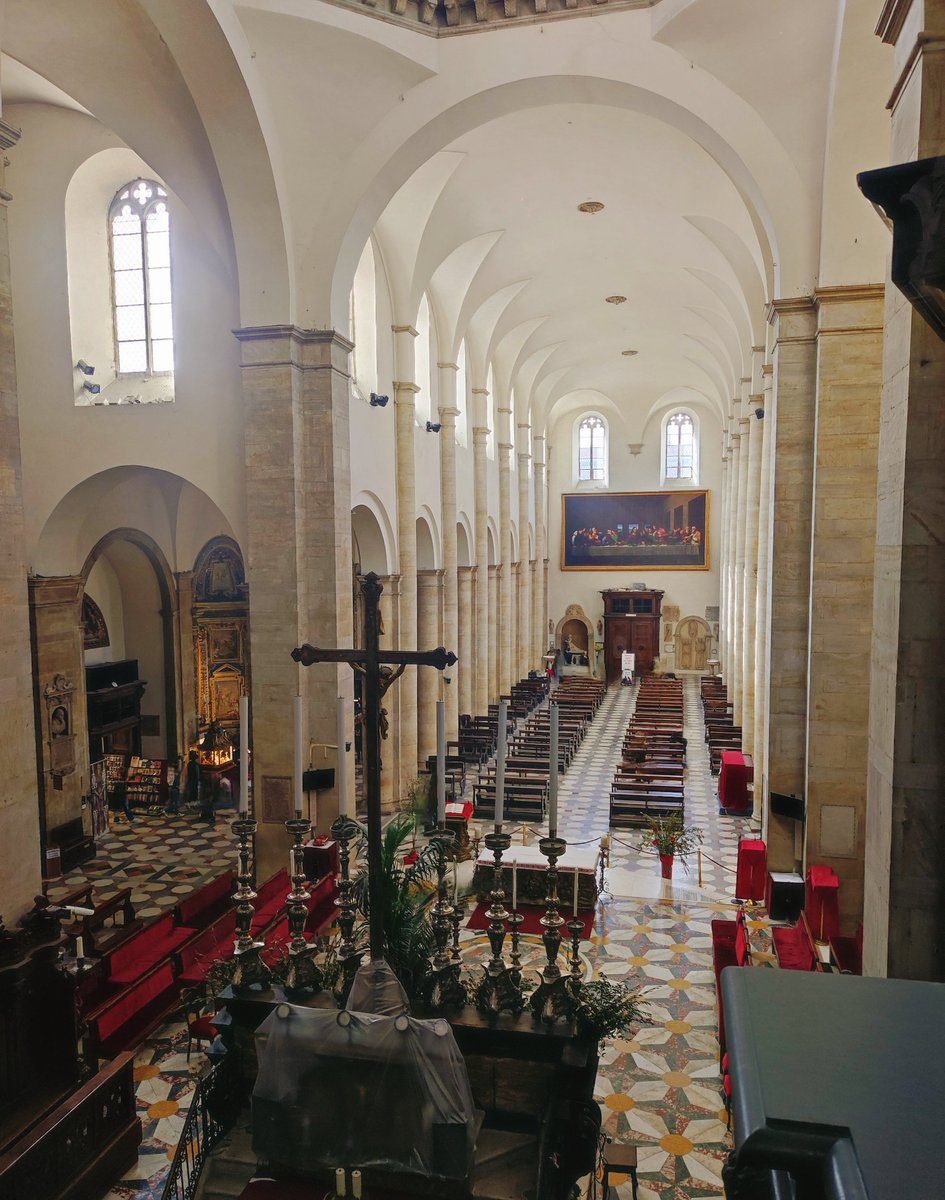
[449,894,466,963]
[530,835,580,1023]
[426,829,465,1009]
[283,817,322,994]
[567,915,585,986]
[230,816,272,991]
[331,815,363,1006]
[474,829,524,1016]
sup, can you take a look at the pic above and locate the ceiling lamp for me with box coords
[605,295,627,305]
[578,201,605,214]
[622,349,638,356]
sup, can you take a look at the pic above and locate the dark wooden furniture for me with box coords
[85,658,146,760]
[602,1142,639,1199]
[601,589,663,682]
[46,816,95,872]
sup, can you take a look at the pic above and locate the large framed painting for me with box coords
[562,490,709,570]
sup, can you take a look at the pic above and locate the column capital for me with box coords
[391,324,419,337]
[437,361,459,371]
[27,575,84,607]
[472,426,490,442]
[436,405,460,421]
[471,387,489,396]
[233,325,353,369]
[766,296,818,343]
[393,381,421,396]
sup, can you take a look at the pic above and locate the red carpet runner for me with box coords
[465,902,594,940]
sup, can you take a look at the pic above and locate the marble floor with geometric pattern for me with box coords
[62,672,775,1200]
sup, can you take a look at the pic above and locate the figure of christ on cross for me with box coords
[292,571,457,962]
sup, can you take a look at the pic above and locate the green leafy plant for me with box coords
[638,813,703,864]
[574,978,649,1044]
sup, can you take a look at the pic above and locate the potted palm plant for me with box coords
[639,813,703,879]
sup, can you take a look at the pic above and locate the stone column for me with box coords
[732,416,751,716]
[416,569,443,765]
[437,363,460,738]
[28,577,89,844]
[377,574,399,812]
[488,564,499,702]
[741,408,764,746]
[764,298,817,872]
[517,426,532,679]
[0,118,42,921]
[497,409,514,695]
[236,326,353,880]
[393,326,420,781]
[533,434,548,665]
[864,0,945,980]
[804,286,885,928]
[753,367,774,823]
[472,406,490,714]
[718,449,730,677]
[457,566,475,717]
[176,571,197,754]
[724,427,742,689]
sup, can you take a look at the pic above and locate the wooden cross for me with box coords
[291,571,457,961]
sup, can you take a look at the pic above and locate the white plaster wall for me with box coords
[547,402,722,657]
[84,555,126,666]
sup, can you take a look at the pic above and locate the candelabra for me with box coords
[475,829,525,1016]
[331,815,363,1006]
[230,816,272,991]
[529,835,580,1023]
[426,830,466,1009]
[283,817,322,994]
[449,894,466,963]
[567,915,585,986]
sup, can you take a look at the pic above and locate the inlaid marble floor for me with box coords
[71,673,774,1200]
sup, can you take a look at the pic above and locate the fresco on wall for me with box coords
[561,490,708,570]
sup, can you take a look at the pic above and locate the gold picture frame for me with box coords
[561,489,709,571]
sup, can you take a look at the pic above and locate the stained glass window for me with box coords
[578,415,606,481]
[665,412,695,479]
[109,180,174,374]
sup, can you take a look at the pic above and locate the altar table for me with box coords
[718,749,753,814]
[472,844,598,910]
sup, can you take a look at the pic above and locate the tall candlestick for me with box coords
[239,694,249,813]
[75,935,84,960]
[494,699,508,830]
[436,698,447,826]
[548,702,559,837]
[336,696,348,816]
[351,1170,362,1199]
[572,868,579,917]
[293,695,303,817]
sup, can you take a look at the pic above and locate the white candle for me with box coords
[494,700,508,830]
[239,694,250,813]
[572,869,579,917]
[436,698,447,826]
[75,935,84,959]
[337,696,348,817]
[335,1168,347,1197]
[453,859,458,903]
[548,703,559,837]
[351,1170,362,1199]
[512,862,517,911]
[293,695,303,817]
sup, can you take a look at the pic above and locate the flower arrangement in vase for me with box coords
[639,813,703,879]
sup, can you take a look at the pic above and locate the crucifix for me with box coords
[291,571,457,963]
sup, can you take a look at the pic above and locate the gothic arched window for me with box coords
[577,414,607,482]
[664,411,697,482]
[109,179,174,374]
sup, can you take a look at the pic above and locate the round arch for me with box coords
[416,512,439,571]
[456,515,474,567]
[352,493,395,575]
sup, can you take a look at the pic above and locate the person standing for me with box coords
[183,750,204,817]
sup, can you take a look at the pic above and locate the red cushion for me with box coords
[109,924,197,984]
[91,961,176,1042]
[176,870,235,927]
[772,926,815,970]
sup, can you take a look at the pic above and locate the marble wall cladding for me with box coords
[806,287,884,927]
[765,299,817,872]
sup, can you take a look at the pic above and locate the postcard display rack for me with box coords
[125,758,168,812]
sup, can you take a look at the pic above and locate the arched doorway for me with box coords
[554,605,597,675]
[675,615,711,670]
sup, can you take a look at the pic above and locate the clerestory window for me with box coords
[577,414,607,482]
[109,179,174,374]
[664,412,696,482]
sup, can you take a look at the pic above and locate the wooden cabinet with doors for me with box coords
[601,589,664,683]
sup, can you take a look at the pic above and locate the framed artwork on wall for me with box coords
[561,490,709,570]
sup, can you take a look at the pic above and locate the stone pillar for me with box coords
[458,566,475,717]
[393,328,420,781]
[416,569,443,766]
[741,408,764,747]
[176,571,197,754]
[732,416,751,716]
[28,577,89,844]
[437,363,460,738]
[377,574,399,812]
[0,118,42,921]
[803,286,885,927]
[864,0,945,979]
[533,435,548,665]
[488,565,499,702]
[497,422,514,696]
[236,326,353,880]
[472,415,490,715]
[718,449,730,678]
[764,299,817,872]
[517,428,532,679]
[753,367,774,824]
[724,427,742,690]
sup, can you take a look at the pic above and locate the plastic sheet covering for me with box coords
[252,978,477,1179]
[347,958,409,1017]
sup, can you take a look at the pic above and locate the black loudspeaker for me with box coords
[302,768,335,791]
[767,872,805,922]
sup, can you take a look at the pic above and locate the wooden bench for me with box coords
[85,960,182,1061]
